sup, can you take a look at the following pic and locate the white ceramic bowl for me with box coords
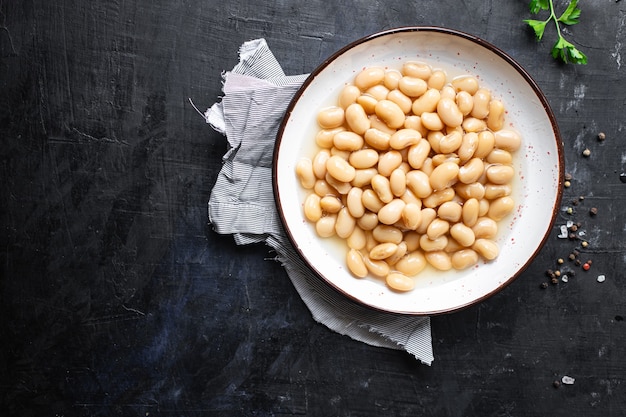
[273,27,564,315]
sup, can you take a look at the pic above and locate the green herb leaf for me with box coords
[524,19,548,40]
[529,0,550,14]
[551,37,588,64]
[558,0,581,25]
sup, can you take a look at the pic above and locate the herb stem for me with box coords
[548,0,562,40]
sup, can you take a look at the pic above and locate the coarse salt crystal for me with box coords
[562,375,575,385]
[566,221,574,228]
[561,275,569,283]
[558,225,568,238]
[597,275,606,283]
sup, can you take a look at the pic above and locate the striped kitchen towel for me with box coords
[205,38,433,365]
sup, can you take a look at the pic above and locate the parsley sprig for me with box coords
[524,0,587,64]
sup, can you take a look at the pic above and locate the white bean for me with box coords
[354,67,385,90]
[345,103,371,135]
[346,249,368,277]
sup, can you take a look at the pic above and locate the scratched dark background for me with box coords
[1,0,626,416]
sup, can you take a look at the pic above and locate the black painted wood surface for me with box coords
[2,1,626,416]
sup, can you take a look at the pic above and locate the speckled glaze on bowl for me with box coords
[273,27,564,315]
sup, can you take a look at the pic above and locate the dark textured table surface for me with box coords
[2,1,626,416]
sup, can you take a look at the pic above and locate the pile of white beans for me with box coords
[295,62,521,292]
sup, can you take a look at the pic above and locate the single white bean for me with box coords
[484,183,512,200]
[462,198,480,227]
[296,158,316,189]
[386,272,415,292]
[304,193,323,222]
[347,227,367,250]
[389,128,421,150]
[486,164,515,185]
[326,155,356,183]
[351,168,378,187]
[471,217,498,239]
[427,70,447,90]
[420,234,449,252]
[372,224,403,244]
[425,250,453,271]
[354,67,385,90]
[473,239,499,260]
[312,149,330,179]
[346,248,368,277]
[458,157,485,184]
[451,249,479,270]
[364,128,391,150]
[422,188,455,208]
[405,169,433,198]
[450,223,476,247]
[494,129,522,152]
[474,130,495,159]
[438,201,463,223]
[398,76,428,97]
[346,187,365,218]
[333,130,364,151]
[315,214,337,237]
[375,99,406,129]
[420,111,444,131]
[320,195,342,213]
[429,161,460,190]
[317,106,345,128]
[345,103,371,135]
[387,89,413,114]
[339,85,361,109]
[389,168,407,197]
[437,97,464,127]
[455,91,474,116]
[369,242,398,260]
[487,196,515,221]
[438,130,463,154]
[371,174,394,204]
[377,150,403,177]
[471,88,491,119]
[411,88,441,115]
[427,218,450,240]
[349,148,379,169]
[395,250,427,276]
[452,75,479,94]
[383,70,402,90]
[335,207,356,238]
[487,99,505,131]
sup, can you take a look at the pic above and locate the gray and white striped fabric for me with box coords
[206,39,434,365]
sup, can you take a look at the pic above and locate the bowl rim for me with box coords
[273,26,564,315]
